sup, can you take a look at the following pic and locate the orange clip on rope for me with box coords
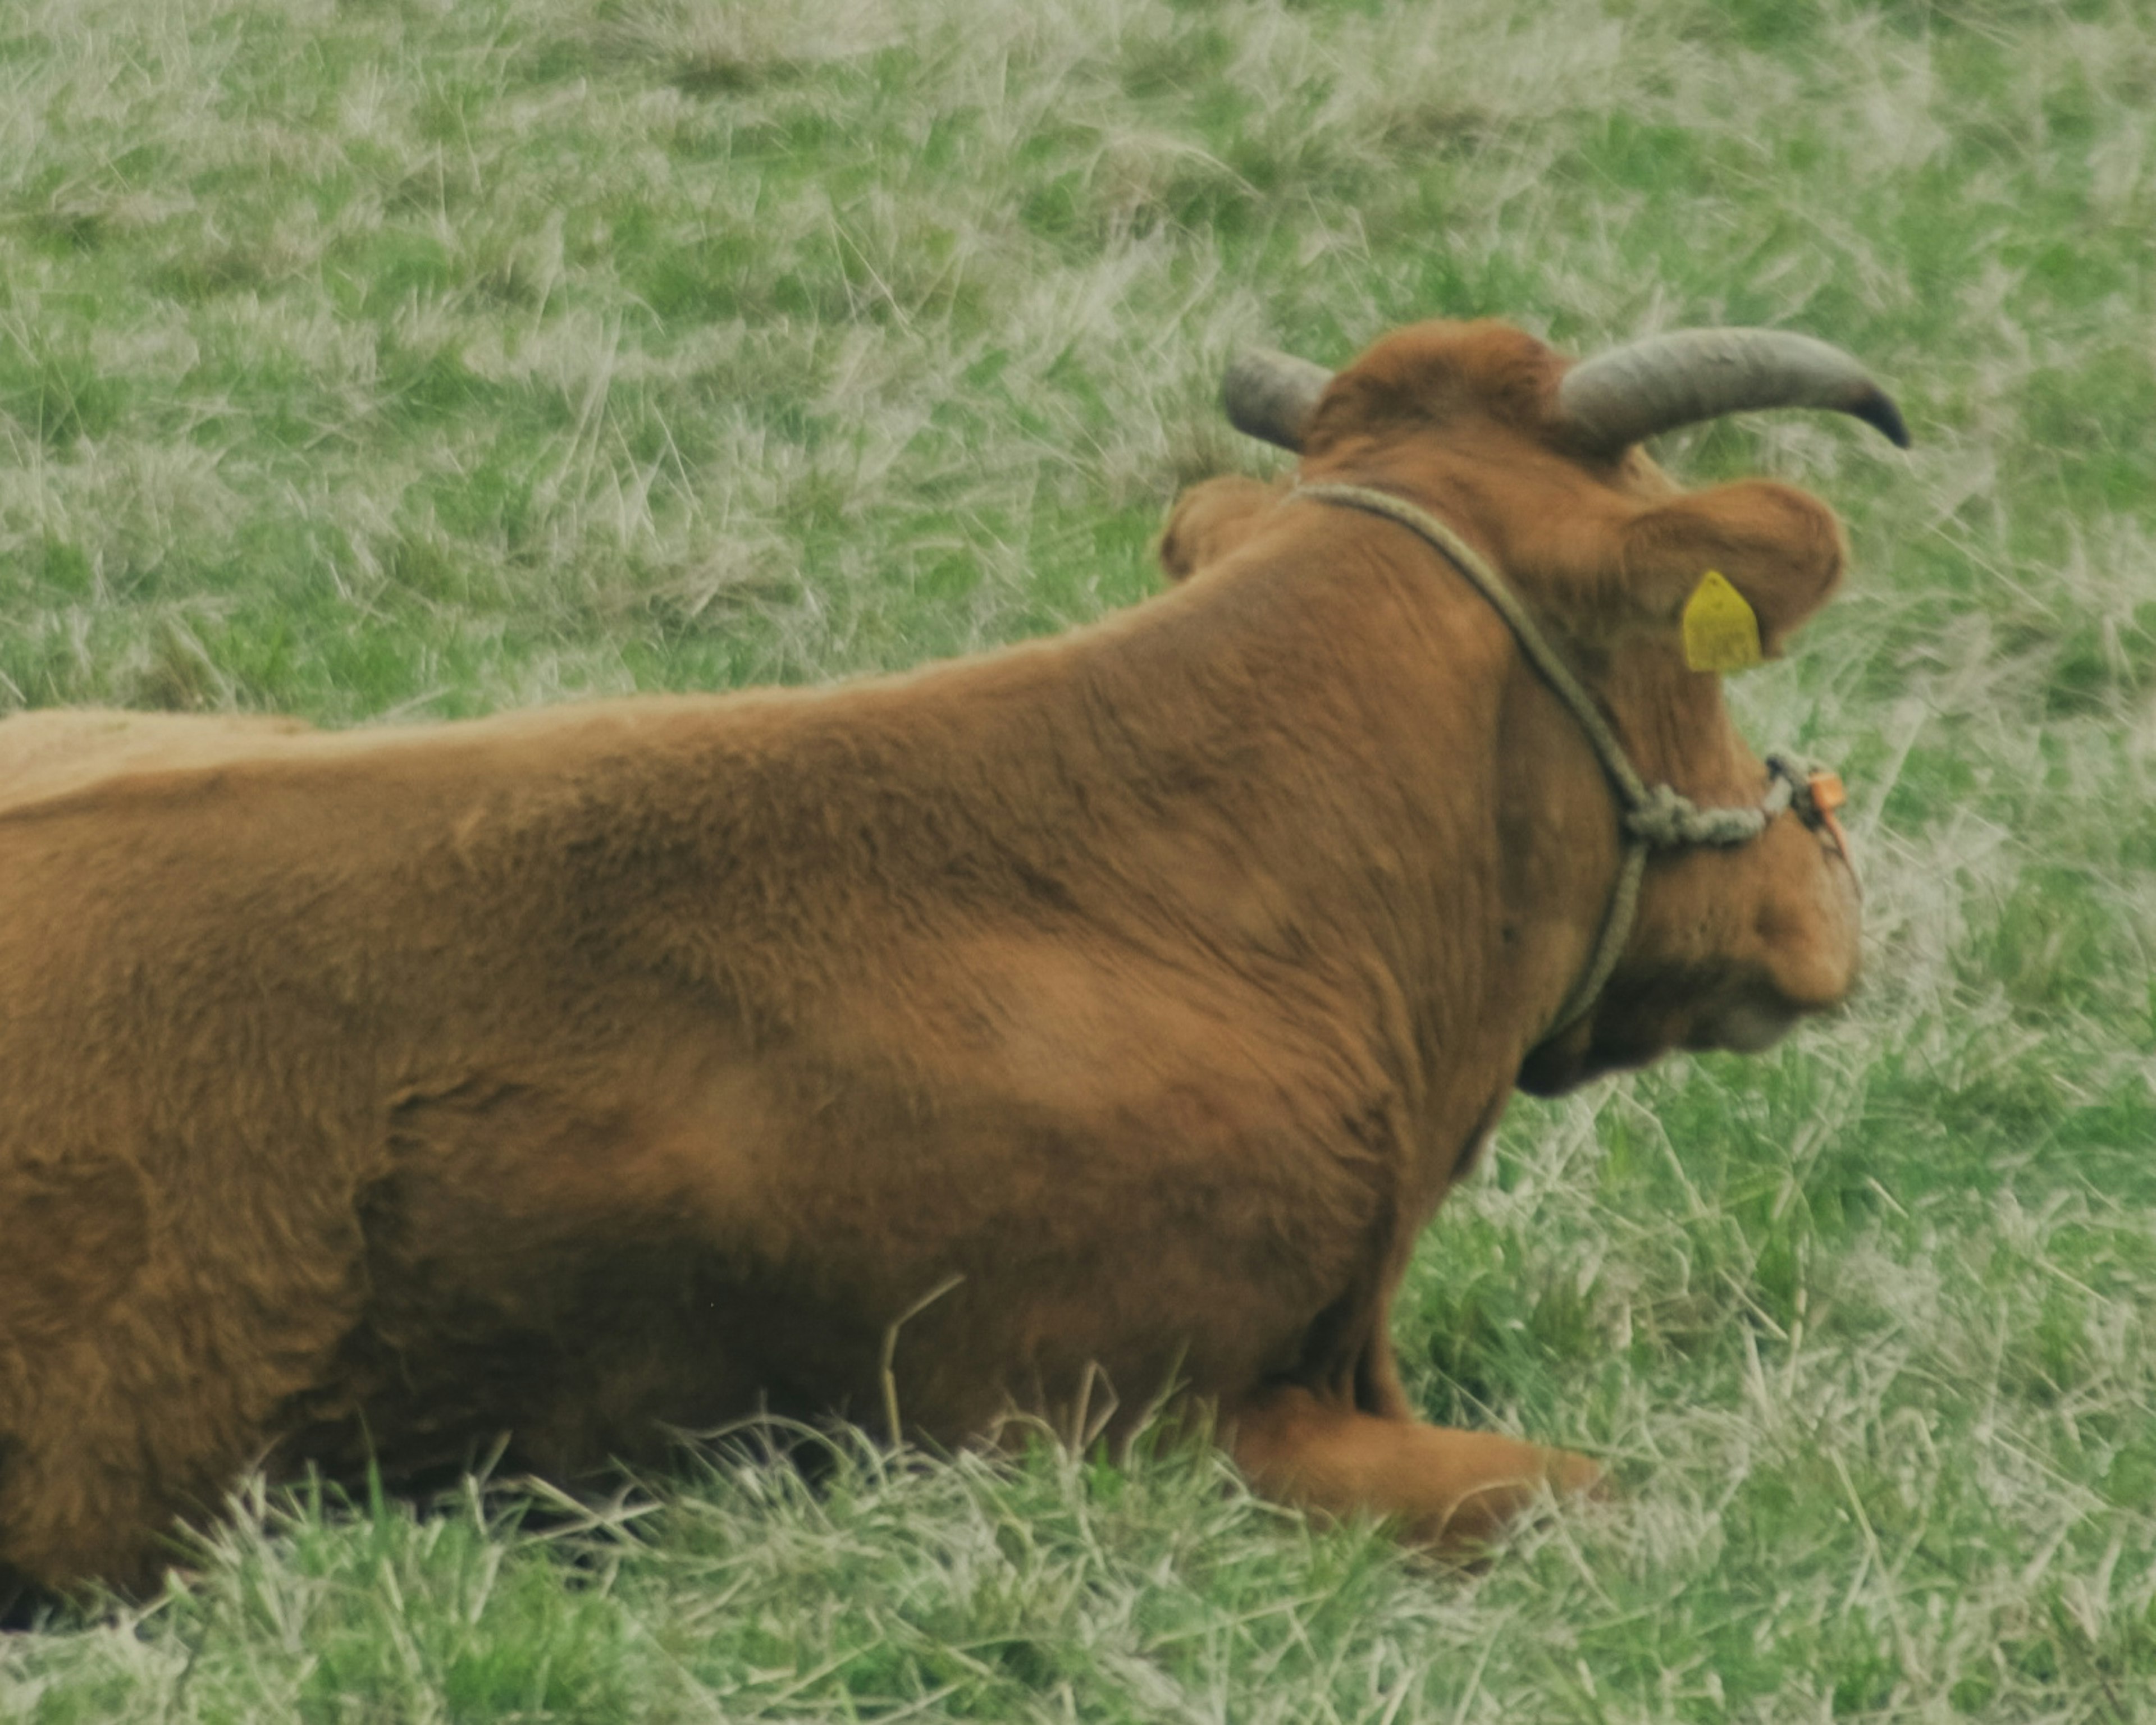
[1808,769,1853,868]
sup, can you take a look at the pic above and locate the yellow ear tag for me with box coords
[1681,570,1764,673]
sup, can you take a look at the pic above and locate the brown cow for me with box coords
[0,318,1899,1602]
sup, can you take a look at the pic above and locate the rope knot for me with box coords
[1623,779,1785,849]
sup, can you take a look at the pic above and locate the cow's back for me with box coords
[0,708,319,809]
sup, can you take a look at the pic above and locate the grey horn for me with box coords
[1221,348,1333,452]
[1557,327,1911,451]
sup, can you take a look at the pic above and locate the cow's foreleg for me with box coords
[1228,1385,1601,1550]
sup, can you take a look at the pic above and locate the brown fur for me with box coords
[0,320,1860,1594]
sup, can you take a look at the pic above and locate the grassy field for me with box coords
[4,0,2155,1715]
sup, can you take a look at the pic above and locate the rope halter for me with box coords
[1290,481,1853,1049]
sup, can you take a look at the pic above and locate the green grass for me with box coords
[7,0,2156,1716]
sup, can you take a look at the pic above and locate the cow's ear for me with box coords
[1158,475,1287,582]
[1618,479,1847,656]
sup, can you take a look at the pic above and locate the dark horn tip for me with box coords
[1856,388,1912,450]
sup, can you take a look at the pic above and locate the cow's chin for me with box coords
[1694,995,1802,1055]
[1514,989,1809,1097]
[1513,1023,1619,1097]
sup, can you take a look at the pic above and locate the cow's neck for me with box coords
[1070,509,1625,1182]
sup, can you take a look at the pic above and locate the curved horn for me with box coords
[1556,328,1911,451]
[1221,349,1333,452]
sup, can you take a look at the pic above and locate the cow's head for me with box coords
[1166,319,1906,1094]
